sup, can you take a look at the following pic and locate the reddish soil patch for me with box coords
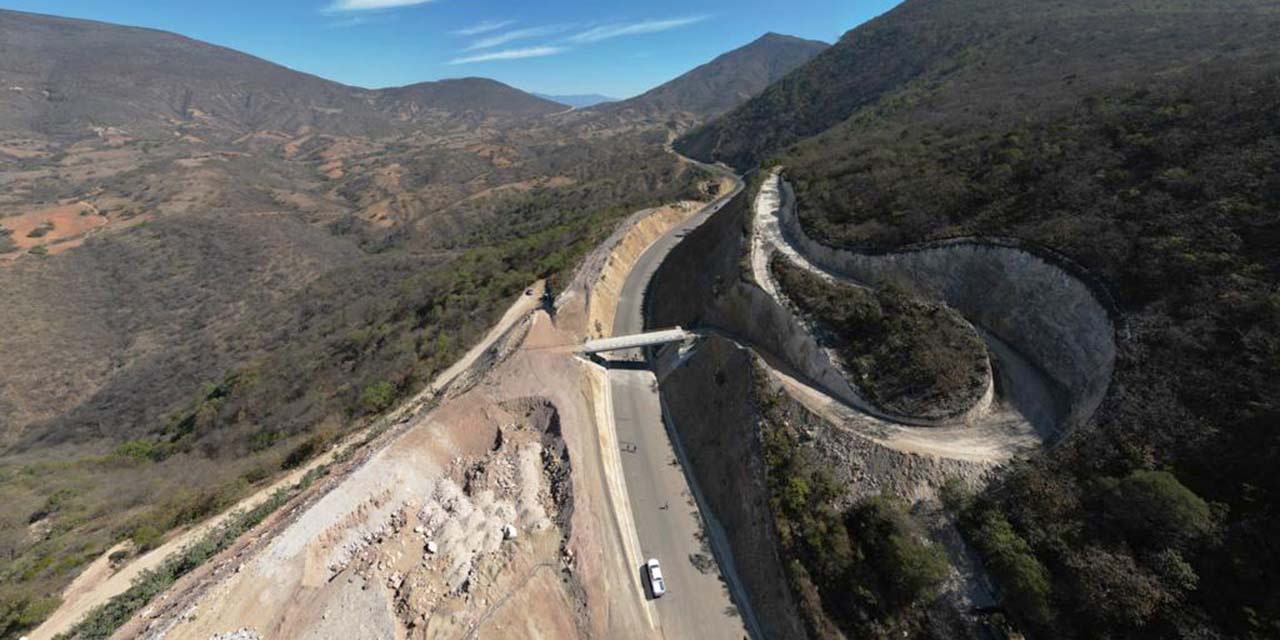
[2,202,108,253]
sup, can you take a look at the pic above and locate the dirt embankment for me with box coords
[584,202,701,338]
[555,198,705,340]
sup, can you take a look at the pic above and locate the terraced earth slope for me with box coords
[676,0,1280,637]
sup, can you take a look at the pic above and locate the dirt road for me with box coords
[746,169,1060,462]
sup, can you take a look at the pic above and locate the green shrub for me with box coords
[1101,470,1216,550]
[359,380,397,414]
[849,497,949,608]
[111,440,158,464]
[0,590,61,640]
[0,226,15,254]
[128,525,162,552]
[26,221,54,239]
[963,505,1054,627]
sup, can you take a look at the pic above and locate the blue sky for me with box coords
[1,0,900,98]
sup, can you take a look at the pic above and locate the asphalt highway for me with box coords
[606,169,755,640]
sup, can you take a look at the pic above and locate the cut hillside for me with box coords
[600,32,827,121]
[676,0,1280,638]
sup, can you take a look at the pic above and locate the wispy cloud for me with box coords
[467,25,569,50]
[568,16,709,43]
[326,15,376,28]
[326,0,435,12]
[448,46,567,65]
[453,20,515,36]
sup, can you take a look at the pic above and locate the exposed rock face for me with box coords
[649,180,1115,435]
[776,180,1116,432]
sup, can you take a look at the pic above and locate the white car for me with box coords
[646,558,666,598]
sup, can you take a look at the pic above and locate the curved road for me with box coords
[605,166,759,639]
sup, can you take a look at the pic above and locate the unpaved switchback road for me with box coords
[604,171,759,640]
[746,170,1064,462]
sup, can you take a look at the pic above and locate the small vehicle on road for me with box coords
[646,557,666,598]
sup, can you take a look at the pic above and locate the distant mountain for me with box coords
[601,32,827,120]
[534,93,615,108]
[379,78,567,118]
[0,9,561,139]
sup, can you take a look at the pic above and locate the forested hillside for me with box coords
[678,0,1280,637]
[676,0,1280,171]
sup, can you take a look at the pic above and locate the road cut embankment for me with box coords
[642,185,979,427]
[773,177,1116,433]
[577,201,702,339]
[645,165,1119,637]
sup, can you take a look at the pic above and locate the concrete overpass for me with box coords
[580,327,695,354]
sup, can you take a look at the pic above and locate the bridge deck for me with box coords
[580,327,693,354]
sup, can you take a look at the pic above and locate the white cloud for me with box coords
[326,0,436,12]
[467,25,568,50]
[568,16,708,43]
[448,46,567,65]
[453,20,516,36]
[326,15,375,28]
